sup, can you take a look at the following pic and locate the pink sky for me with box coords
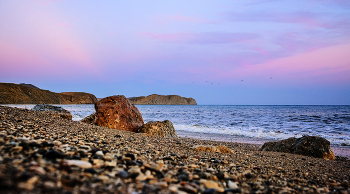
[0,0,349,104]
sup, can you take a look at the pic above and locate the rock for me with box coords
[32,104,72,120]
[81,113,96,124]
[66,160,93,168]
[137,120,178,138]
[94,95,144,132]
[259,135,335,160]
[193,145,233,153]
[128,94,197,105]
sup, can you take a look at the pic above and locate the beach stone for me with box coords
[259,135,335,160]
[137,120,178,138]
[32,104,72,120]
[94,95,144,132]
[193,145,233,153]
[66,160,93,168]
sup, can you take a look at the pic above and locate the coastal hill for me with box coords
[0,83,98,104]
[128,94,197,105]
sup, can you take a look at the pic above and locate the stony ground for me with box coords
[0,105,350,194]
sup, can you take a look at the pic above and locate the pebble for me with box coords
[66,160,92,168]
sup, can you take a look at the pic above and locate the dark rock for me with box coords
[259,135,335,160]
[203,188,217,194]
[44,150,65,160]
[125,153,135,160]
[32,104,72,120]
[94,95,144,132]
[84,168,97,174]
[225,188,242,193]
[81,113,96,124]
[137,120,178,138]
[116,170,128,178]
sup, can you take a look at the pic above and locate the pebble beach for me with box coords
[1,105,350,193]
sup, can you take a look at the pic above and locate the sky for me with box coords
[1,0,350,105]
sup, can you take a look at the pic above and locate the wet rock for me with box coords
[138,120,178,138]
[81,113,96,124]
[259,135,335,160]
[94,95,144,132]
[32,104,72,120]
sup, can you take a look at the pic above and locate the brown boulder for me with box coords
[138,120,178,138]
[259,136,335,160]
[32,104,72,120]
[94,95,144,132]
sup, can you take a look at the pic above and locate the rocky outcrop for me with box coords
[19,83,40,90]
[94,95,144,132]
[128,94,197,105]
[60,92,98,104]
[138,120,178,138]
[0,83,98,104]
[32,104,72,120]
[259,136,335,160]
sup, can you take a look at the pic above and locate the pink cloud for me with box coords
[222,42,350,85]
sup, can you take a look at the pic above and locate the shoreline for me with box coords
[1,105,350,193]
[177,130,350,159]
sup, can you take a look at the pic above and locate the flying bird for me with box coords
[270,77,272,79]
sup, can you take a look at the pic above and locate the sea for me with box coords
[6,104,350,157]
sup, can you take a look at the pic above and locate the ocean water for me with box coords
[6,104,350,146]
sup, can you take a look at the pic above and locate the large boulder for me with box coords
[138,120,178,138]
[259,136,335,160]
[94,95,144,132]
[32,104,72,120]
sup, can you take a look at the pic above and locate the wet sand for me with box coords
[1,105,350,193]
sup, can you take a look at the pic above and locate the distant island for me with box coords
[128,94,197,105]
[0,83,98,104]
[0,83,197,105]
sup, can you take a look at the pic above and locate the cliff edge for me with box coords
[0,83,98,104]
[128,94,197,105]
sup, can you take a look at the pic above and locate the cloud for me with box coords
[144,32,260,44]
[221,42,350,85]
[226,11,329,27]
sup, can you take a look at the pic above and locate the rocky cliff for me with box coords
[0,83,98,104]
[128,94,197,105]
